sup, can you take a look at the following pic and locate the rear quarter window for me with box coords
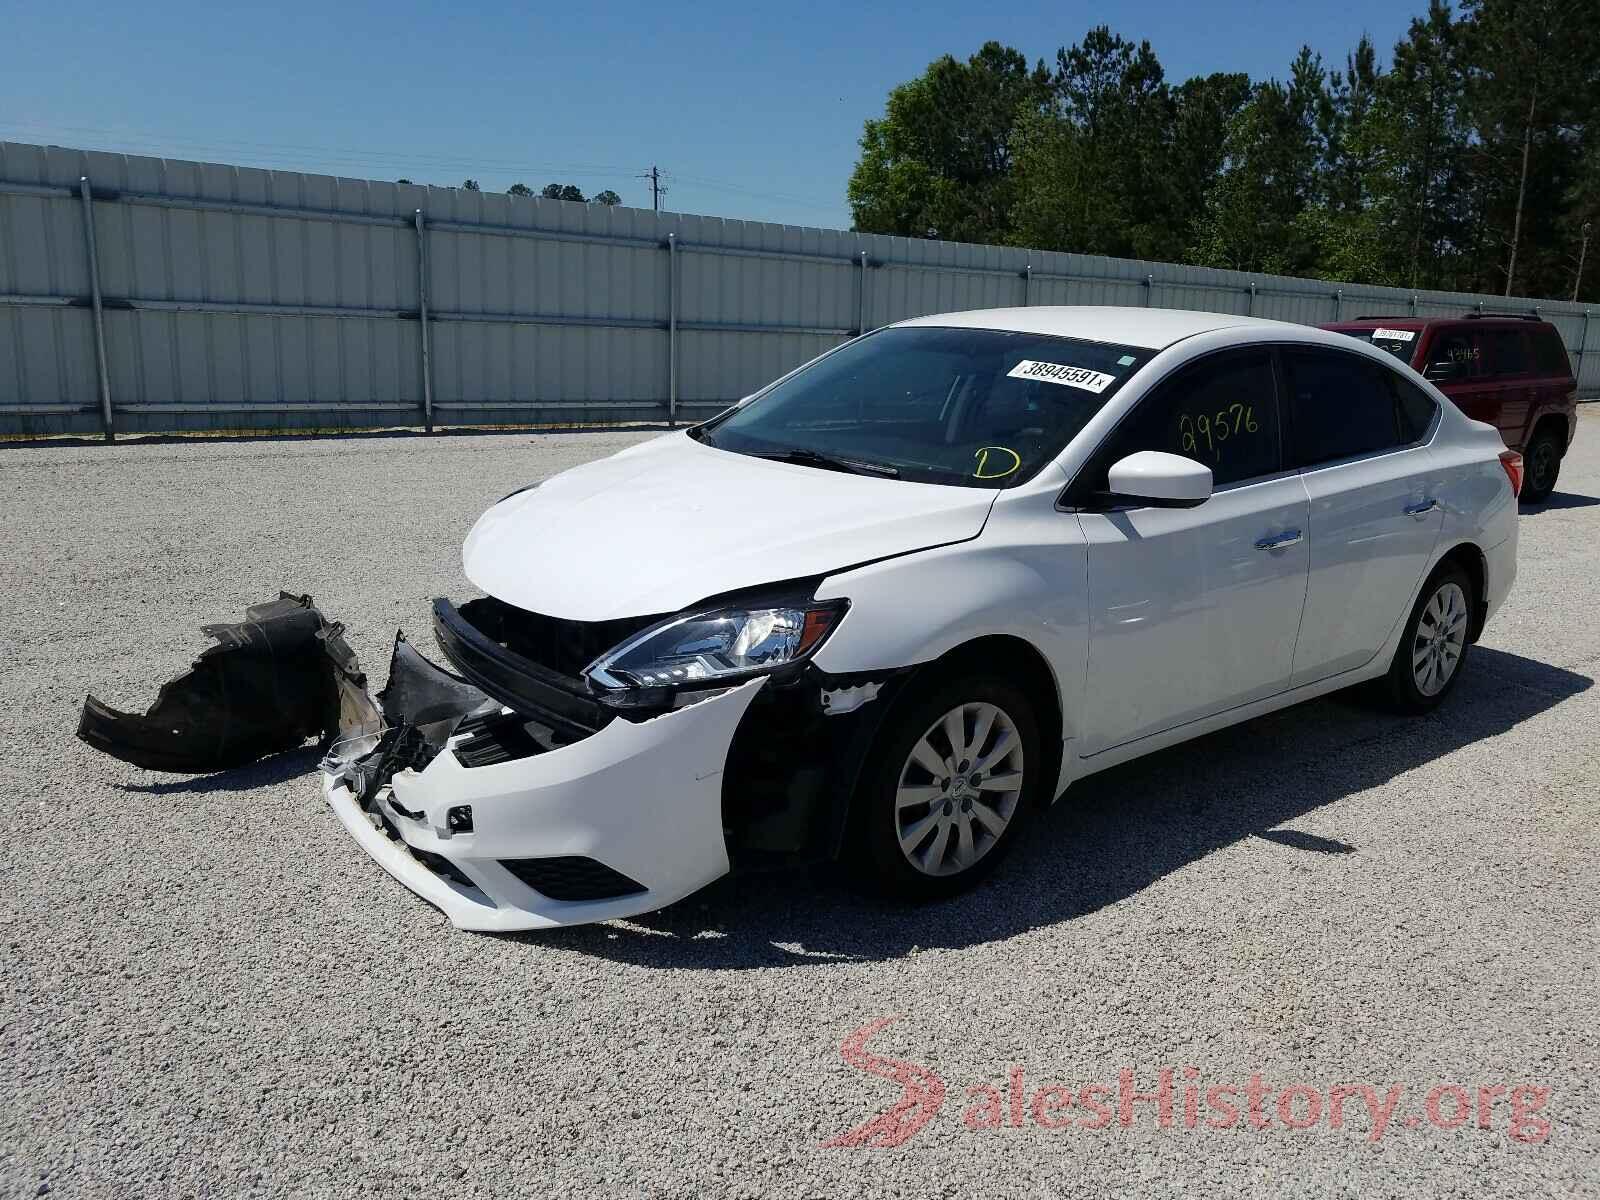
[1532,327,1573,377]
[1285,349,1422,467]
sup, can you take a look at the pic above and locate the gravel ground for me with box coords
[3,414,1599,1199]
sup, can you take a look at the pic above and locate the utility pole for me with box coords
[638,165,667,212]
[1574,222,1592,302]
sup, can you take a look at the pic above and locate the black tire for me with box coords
[1382,562,1475,714]
[1521,427,1562,503]
[849,671,1044,901]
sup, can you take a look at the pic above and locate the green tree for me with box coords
[541,183,587,202]
[591,189,622,206]
[847,41,1049,241]
[507,182,533,197]
[460,179,481,191]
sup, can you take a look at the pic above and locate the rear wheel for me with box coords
[1382,563,1474,713]
[852,673,1042,900]
[1521,427,1562,503]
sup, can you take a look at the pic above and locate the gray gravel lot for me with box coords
[3,416,1599,1199]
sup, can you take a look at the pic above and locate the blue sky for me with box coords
[1,0,1420,229]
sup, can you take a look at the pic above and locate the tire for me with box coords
[1521,427,1562,503]
[1382,562,1474,714]
[850,671,1043,901]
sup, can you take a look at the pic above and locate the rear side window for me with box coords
[1531,327,1572,377]
[1484,329,1529,377]
[1285,349,1422,467]
[1102,350,1281,487]
[1391,374,1438,443]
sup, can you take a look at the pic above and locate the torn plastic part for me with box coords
[77,592,381,773]
[325,632,497,803]
[819,681,883,716]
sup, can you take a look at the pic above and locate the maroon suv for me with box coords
[1322,314,1578,502]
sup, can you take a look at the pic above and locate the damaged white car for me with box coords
[322,306,1519,931]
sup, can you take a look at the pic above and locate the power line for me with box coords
[637,165,667,212]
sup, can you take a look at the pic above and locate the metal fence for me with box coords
[2,138,1596,439]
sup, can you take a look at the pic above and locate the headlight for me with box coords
[585,601,847,702]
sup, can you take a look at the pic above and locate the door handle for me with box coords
[1404,498,1439,516]
[1255,529,1303,551]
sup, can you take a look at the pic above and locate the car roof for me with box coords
[892,306,1297,351]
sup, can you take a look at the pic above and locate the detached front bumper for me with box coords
[323,668,766,932]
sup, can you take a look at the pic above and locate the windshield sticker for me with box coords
[972,446,1022,480]
[1117,354,1137,366]
[1371,327,1416,342]
[1006,360,1116,393]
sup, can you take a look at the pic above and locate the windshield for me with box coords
[692,326,1154,488]
[1339,327,1418,363]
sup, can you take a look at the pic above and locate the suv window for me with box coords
[1531,326,1572,377]
[1484,328,1529,377]
[1099,350,1281,488]
[1285,349,1422,467]
[1425,328,1483,380]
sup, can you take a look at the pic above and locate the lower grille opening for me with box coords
[500,856,647,902]
[409,846,480,893]
[451,710,574,768]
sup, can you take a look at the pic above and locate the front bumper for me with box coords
[323,677,766,931]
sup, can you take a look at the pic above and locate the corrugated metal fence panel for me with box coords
[1,139,1595,438]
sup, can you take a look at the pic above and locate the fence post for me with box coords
[1410,294,1418,316]
[1143,273,1155,307]
[1580,310,1592,385]
[1019,263,1031,307]
[413,209,434,434]
[1247,282,1256,316]
[1333,288,1343,320]
[667,232,678,428]
[77,177,114,442]
[857,250,869,334]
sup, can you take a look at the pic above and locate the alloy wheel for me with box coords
[894,702,1025,877]
[1412,581,1468,697]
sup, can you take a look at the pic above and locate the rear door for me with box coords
[1076,348,1311,752]
[1479,326,1534,449]
[1287,347,1444,686]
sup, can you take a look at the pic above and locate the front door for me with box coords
[1076,349,1311,754]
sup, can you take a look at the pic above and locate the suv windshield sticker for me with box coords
[1006,359,1116,392]
[972,445,1022,479]
[1372,327,1416,342]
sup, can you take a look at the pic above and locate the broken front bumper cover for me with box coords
[317,598,770,931]
[322,673,765,931]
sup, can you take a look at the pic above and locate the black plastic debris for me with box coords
[77,592,381,773]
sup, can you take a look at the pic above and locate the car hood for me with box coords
[462,432,998,621]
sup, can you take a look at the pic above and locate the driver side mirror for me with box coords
[1100,450,1213,509]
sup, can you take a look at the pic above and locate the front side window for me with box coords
[693,327,1153,488]
[1286,349,1420,467]
[1425,328,1484,380]
[1096,350,1282,488]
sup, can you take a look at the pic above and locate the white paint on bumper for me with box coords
[322,677,766,931]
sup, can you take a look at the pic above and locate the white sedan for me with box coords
[323,307,1520,930]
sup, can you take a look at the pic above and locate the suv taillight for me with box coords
[1499,449,1523,497]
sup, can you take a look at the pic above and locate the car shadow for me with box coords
[116,746,325,795]
[530,646,1590,969]
[1521,491,1600,512]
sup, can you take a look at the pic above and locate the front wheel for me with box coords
[1382,563,1474,713]
[851,674,1043,900]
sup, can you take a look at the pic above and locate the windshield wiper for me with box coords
[749,448,900,478]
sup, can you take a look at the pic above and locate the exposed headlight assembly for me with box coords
[586,600,847,705]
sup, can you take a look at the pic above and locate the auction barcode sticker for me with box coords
[1371,327,1416,342]
[1006,360,1116,393]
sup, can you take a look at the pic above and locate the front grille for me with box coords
[500,856,647,902]
[451,710,571,768]
[457,597,659,680]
